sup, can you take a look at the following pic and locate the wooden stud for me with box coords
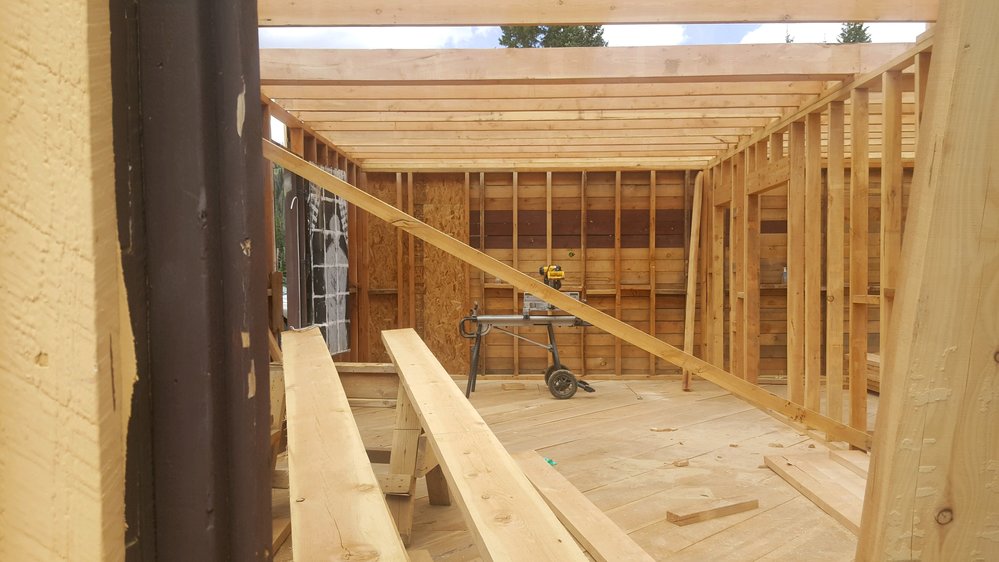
[478,172,487,370]
[649,170,657,375]
[511,172,520,376]
[826,101,847,422]
[358,172,371,361]
[464,173,472,321]
[709,169,727,368]
[262,104,277,272]
[804,112,823,413]
[682,172,703,390]
[860,2,999,555]
[730,155,745,379]
[407,172,416,329]
[546,172,553,268]
[614,171,622,376]
[263,139,872,449]
[914,51,932,135]
[880,70,904,397]
[787,120,806,406]
[348,164,359,361]
[579,171,587,376]
[744,142,763,385]
[396,173,404,328]
[848,88,870,432]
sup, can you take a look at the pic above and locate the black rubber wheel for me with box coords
[547,369,578,399]
[544,364,571,384]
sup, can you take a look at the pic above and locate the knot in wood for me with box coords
[935,508,953,525]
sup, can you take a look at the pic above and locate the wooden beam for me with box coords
[848,89,870,433]
[407,173,415,328]
[513,452,655,562]
[649,170,657,375]
[260,44,913,85]
[709,173,727,368]
[315,117,774,132]
[395,173,404,328]
[744,143,763,385]
[264,139,872,450]
[826,101,847,422]
[259,0,939,26]
[382,329,588,561]
[263,81,830,101]
[859,1,999,557]
[512,172,520,376]
[282,328,408,560]
[729,155,745,379]
[385,386,421,543]
[682,172,704,390]
[357,158,712,173]
[614,171,622,375]
[277,94,814,113]
[804,112,824,413]
[879,70,904,398]
[787,121,807,406]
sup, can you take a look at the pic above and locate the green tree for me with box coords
[837,22,872,43]
[499,25,607,48]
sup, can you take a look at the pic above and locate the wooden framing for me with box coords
[826,101,847,421]
[264,140,871,449]
[849,89,871,432]
[259,1,939,26]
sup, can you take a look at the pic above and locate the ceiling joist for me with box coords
[258,0,937,27]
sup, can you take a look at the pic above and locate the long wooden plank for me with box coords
[786,121,807,406]
[282,327,408,560]
[879,69,904,399]
[260,44,912,84]
[848,89,870,432]
[804,112,823,413]
[259,0,939,26]
[765,453,864,535]
[264,140,871,450]
[382,329,587,561]
[681,172,704,390]
[825,101,847,422]
[858,1,999,557]
[513,451,655,562]
[729,155,745,379]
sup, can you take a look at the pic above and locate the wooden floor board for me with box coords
[343,380,861,561]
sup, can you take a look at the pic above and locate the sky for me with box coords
[258,23,927,49]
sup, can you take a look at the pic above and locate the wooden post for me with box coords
[396,173,405,328]
[804,112,823,412]
[709,170,726,368]
[682,172,703,390]
[580,172,587,376]
[787,120,807,405]
[744,142,763,385]
[859,2,999,556]
[261,104,277,272]
[729,156,745,379]
[848,88,870,432]
[614,171,622,376]
[825,101,847,422]
[914,51,932,135]
[649,170,657,375]
[358,172,371,360]
[880,70,904,397]
[386,387,422,544]
[407,173,416,330]
[512,171,520,376]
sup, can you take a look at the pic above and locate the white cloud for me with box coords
[602,24,687,47]
[740,22,927,44]
[259,26,498,49]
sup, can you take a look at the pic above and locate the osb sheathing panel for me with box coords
[416,174,469,375]
[0,0,129,559]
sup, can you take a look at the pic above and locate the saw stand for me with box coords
[459,296,594,399]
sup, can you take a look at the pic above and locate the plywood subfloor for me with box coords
[276,380,877,560]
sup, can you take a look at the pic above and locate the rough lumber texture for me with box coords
[858,0,999,558]
[266,141,871,450]
[282,328,408,560]
[513,451,655,562]
[766,454,865,535]
[0,0,129,559]
[260,44,912,84]
[259,0,939,26]
[382,329,588,561]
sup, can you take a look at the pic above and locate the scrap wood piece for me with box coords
[271,516,291,554]
[666,497,759,526]
[764,453,864,535]
[283,327,408,560]
[512,450,655,562]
